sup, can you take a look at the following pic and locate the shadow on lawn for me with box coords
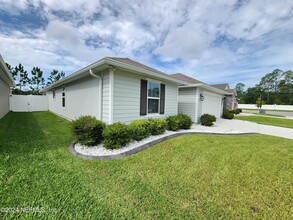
[0,112,51,155]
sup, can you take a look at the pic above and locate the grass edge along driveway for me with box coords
[0,112,292,219]
[235,115,293,129]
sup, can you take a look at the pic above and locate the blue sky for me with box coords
[0,0,292,88]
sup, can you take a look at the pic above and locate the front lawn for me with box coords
[235,115,293,129]
[252,113,285,117]
[242,108,293,112]
[0,112,292,219]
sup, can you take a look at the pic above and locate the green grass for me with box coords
[242,108,293,112]
[0,112,292,219]
[252,113,285,117]
[235,115,293,129]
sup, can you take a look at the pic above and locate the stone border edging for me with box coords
[69,132,259,160]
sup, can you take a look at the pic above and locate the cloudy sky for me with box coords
[0,0,292,88]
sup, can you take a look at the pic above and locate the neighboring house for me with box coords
[170,73,229,123]
[42,57,186,123]
[0,55,14,119]
[211,84,238,110]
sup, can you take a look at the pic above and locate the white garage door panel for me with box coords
[202,91,222,118]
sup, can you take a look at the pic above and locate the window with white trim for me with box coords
[62,87,65,108]
[147,81,160,113]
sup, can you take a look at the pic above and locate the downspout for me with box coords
[89,69,103,121]
[109,65,116,124]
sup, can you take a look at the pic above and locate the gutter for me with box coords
[41,57,187,93]
[179,83,230,95]
[0,55,15,87]
[104,58,187,85]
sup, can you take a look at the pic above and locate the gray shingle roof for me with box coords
[210,83,229,90]
[107,57,170,77]
[170,73,203,84]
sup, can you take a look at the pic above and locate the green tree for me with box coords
[31,67,45,93]
[5,63,12,71]
[259,69,282,104]
[244,85,262,104]
[280,70,293,104]
[235,83,245,103]
[11,63,29,94]
[47,69,65,85]
[256,96,265,109]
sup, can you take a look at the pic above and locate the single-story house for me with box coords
[210,84,238,110]
[42,57,186,123]
[170,73,229,123]
[42,57,235,124]
[0,55,14,119]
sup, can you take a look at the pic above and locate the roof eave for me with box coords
[105,58,186,85]
[41,59,109,92]
[0,55,15,87]
[179,83,230,95]
[42,57,187,92]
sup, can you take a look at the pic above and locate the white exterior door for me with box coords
[201,91,223,118]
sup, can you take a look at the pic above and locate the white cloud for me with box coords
[0,0,292,87]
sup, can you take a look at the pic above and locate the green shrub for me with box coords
[223,110,234,119]
[200,114,216,126]
[129,120,151,141]
[235,108,241,115]
[103,122,132,149]
[235,108,242,114]
[229,110,236,114]
[148,118,167,135]
[166,114,193,131]
[72,116,105,146]
[166,115,181,131]
[178,113,193,129]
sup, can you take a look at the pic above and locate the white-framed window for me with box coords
[147,81,160,114]
[52,90,56,100]
[62,87,65,108]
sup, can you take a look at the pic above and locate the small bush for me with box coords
[235,108,241,115]
[166,114,193,131]
[223,110,234,119]
[200,114,216,126]
[148,118,167,135]
[129,120,151,141]
[178,113,193,129]
[229,110,236,114]
[72,116,105,146]
[166,115,181,131]
[103,122,132,149]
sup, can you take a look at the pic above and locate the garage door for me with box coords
[201,91,223,118]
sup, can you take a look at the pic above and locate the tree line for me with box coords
[235,69,293,105]
[6,63,65,95]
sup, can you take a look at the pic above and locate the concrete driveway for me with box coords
[192,118,293,140]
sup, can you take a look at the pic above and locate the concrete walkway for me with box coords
[193,118,293,140]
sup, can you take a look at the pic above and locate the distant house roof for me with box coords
[211,83,236,95]
[170,73,229,95]
[0,54,15,87]
[42,57,186,92]
[210,83,229,90]
[170,73,203,84]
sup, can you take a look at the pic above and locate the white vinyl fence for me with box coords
[10,95,48,112]
[238,104,293,111]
